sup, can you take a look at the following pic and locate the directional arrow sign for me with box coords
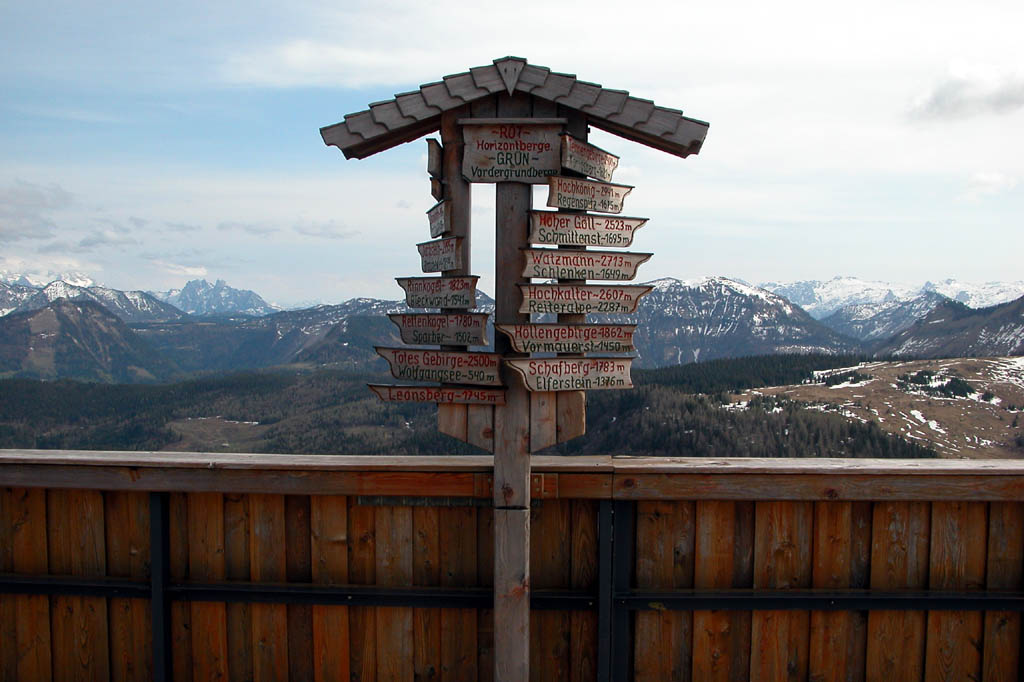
[528,211,648,247]
[417,237,462,273]
[388,313,489,346]
[522,249,651,281]
[368,384,506,405]
[518,284,653,315]
[396,276,478,309]
[496,324,636,354]
[426,201,450,238]
[376,347,502,385]
[560,135,619,182]
[546,176,633,214]
[505,357,634,392]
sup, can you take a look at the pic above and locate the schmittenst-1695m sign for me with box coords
[522,249,651,281]
[505,357,633,392]
[518,284,653,315]
[396,276,478,309]
[528,211,648,247]
[388,313,488,346]
[496,324,636,354]
[376,347,501,385]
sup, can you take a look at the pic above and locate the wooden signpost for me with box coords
[322,56,708,682]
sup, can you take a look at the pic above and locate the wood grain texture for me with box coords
[467,405,495,452]
[413,506,441,681]
[187,492,228,681]
[375,505,414,681]
[249,494,288,681]
[169,492,193,682]
[808,501,870,682]
[104,490,151,682]
[0,488,15,682]
[692,501,754,682]
[48,489,110,682]
[10,488,52,681]
[285,495,314,682]
[570,500,598,682]
[441,506,478,681]
[556,391,586,444]
[983,501,1023,682]
[311,495,350,682]
[634,501,695,682]
[224,492,253,682]
[531,500,571,682]
[494,508,530,682]
[866,501,930,682]
[530,391,558,453]
[751,501,812,682]
[925,501,987,682]
[437,404,469,444]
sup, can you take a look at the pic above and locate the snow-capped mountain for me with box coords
[821,292,950,342]
[0,270,94,288]
[873,296,1024,358]
[13,281,187,323]
[151,279,281,317]
[0,281,41,317]
[922,279,1024,310]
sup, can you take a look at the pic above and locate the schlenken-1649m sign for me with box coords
[522,249,651,281]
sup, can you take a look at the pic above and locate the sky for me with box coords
[1,0,1022,307]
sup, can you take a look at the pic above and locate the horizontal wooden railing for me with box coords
[1,450,1022,681]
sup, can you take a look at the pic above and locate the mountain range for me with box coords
[0,274,1021,382]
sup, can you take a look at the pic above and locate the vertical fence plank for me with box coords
[866,501,930,681]
[349,501,376,682]
[169,492,192,682]
[311,495,350,682]
[249,494,289,682]
[925,501,987,682]
[441,506,478,681]
[809,501,871,682]
[285,495,314,681]
[983,501,1023,682]
[413,506,441,681]
[0,489,13,682]
[570,500,598,682]
[376,505,414,681]
[10,488,52,681]
[531,500,572,681]
[187,492,228,681]
[48,489,110,682]
[692,501,754,682]
[478,508,495,682]
[635,501,695,682]
[105,491,152,682]
[224,493,253,682]
[751,501,812,682]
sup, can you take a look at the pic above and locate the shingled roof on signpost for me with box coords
[320,57,709,160]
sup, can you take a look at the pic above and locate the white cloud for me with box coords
[959,172,1018,202]
[912,64,1024,120]
[154,261,208,278]
[0,181,74,242]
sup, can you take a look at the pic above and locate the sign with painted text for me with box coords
[461,119,563,183]
[396,276,478,309]
[505,357,634,392]
[528,211,648,247]
[388,313,488,346]
[522,248,651,281]
[368,384,506,405]
[546,176,633,214]
[496,324,636,354]
[560,135,619,182]
[427,201,449,238]
[417,237,462,272]
[376,347,501,385]
[518,284,653,315]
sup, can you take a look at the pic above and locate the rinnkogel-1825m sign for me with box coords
[505,357,634,392]
[397,276,478,309]
[388,313,488,346]
[528,211,648,247]
[376,347,501,385]
[522,249,651,281]
[518,284,653,315]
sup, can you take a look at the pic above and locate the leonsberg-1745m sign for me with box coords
[522,249,651,281]
[496,324,636,354]
[528,211,648,247]
[397,276,478,309]
[388,313,488,346]
[505,358,634,392]
[368,384,506,405]
[518,284,653,315]
[376,347,501,385]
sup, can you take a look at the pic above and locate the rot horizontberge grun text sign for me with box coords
[519,284,653,315]
[376,347,501,385]
[368,384,506,405]
[397,276,477,309]
[560,135,619,182]
[528,211,648,247]
[417,238,462,272]
[522,249,651,281]
[388,313,488,346]
[461,120,562,183]
[496,324,636,354]
[505,357,633,392]
[546,176,633,213]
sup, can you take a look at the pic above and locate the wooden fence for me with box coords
[0,450,1022,681]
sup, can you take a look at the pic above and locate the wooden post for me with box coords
[493,90,533,682]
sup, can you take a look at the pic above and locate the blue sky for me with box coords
[2,0,1022,306]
